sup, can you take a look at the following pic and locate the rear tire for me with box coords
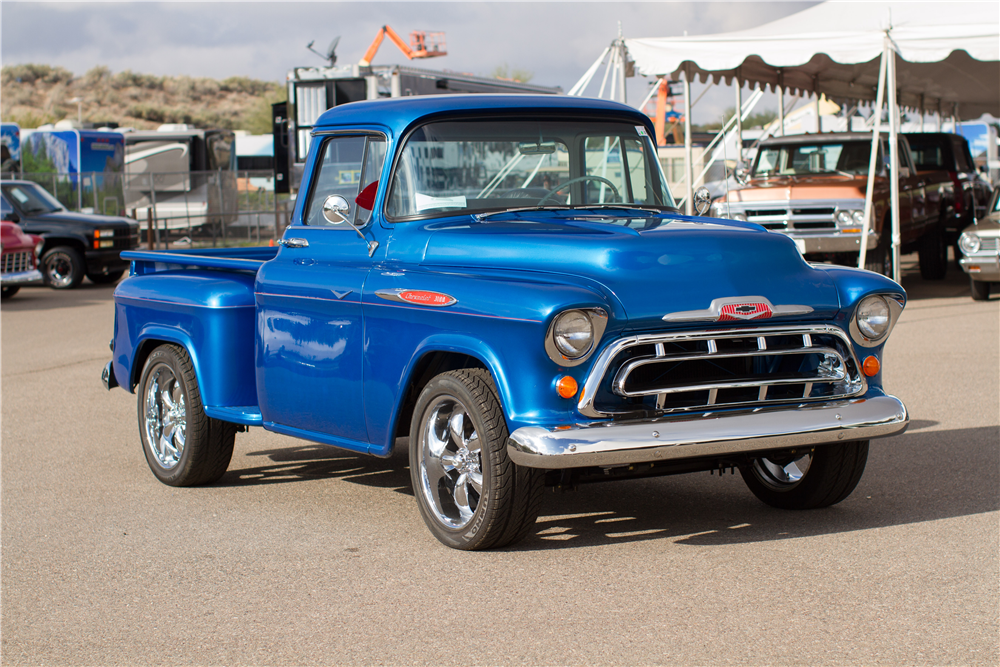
[970,278,991,301]
[410,369,543,550]
[137,344,236,486]
[42,245,84,289]
[740,441,869,510]
[919,225,947,280]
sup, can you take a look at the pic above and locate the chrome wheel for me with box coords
[751,451,814,491]
[44,252,74,288]
[142,363,187,470]
[417,396,483,530]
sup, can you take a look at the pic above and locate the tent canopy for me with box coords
[626,1,1000,119]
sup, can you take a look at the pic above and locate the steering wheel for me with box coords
[537,176,622,206]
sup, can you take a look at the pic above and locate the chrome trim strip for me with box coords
[509,395,908,469]
[577,325,864,419]
[663,296,814,323]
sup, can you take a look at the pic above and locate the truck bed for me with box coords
[122,246,279,275]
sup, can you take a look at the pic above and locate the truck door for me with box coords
[255,133,387,448]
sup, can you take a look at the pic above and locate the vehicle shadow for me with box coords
[217,440,413,496]
[214,425,997,552]
[508,424,998,551]
[0,282,118,311]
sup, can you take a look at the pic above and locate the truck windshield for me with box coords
[754,141,880,177]
[1,182,65,215]
[386,118,675,219]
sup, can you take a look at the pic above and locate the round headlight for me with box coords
[852,210,866,225]
[856,295,891,340]
[552,310,594,359]
[958,232,981,256]
[836,210,853,225]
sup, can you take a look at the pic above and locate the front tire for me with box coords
[137,344,236,486]
[970,278,991,301]
[918,225,947,280]
[42,245,84,289]
[1,286,20,299]
[864,237,891,277]
[410,369,543,550]
[740,441,869,510]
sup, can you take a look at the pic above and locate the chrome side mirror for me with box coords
[693,187,712,216]
[322,194,350,225]
[735,167,750,186]
[322,194,379,257]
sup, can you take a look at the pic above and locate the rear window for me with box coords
[951,136,975,172]
[907,137,949,171]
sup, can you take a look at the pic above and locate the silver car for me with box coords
[958,189,1000,300]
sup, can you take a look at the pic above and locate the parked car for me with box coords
[958,189,1000,300]
[103,95,909,550]
[0,220,43,298]
[711,132,954,279]
[905,132,993,260]
[0,180,139,288]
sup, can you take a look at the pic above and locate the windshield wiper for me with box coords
[472,205,569,221]
[574,204,665,214]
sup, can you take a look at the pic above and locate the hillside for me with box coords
[1,64,284,133]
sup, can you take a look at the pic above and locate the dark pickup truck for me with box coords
[905,132,994,260]
[1,179,139,288]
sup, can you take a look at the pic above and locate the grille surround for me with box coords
[577,325,866,419]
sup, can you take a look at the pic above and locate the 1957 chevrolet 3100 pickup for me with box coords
[103,95,909,550]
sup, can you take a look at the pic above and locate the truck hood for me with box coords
[721,175,875,202]
[29,211,137,228]
[419,211,841,330]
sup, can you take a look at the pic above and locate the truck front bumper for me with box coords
[507,395,908,469]
[789,230,880,254]
[1,268,44,286]
[959,255,1000,282]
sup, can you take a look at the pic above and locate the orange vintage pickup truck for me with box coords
[711,132,954,279]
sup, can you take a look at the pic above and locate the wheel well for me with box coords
[40,237,87,257]
[392,352,486,441]
[130,338,176,390]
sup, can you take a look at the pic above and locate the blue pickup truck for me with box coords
[104,95,909,550]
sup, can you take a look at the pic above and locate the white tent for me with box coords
[616,1,1000,280]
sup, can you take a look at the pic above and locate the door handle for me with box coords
[277,237,309,248]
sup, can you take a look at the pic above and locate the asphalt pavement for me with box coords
[2,253,997,666]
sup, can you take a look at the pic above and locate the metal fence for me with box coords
[6,169,293,249]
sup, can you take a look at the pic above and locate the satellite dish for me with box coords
[307,36,340,66]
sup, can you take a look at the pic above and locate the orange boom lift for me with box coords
[359,26,447,66]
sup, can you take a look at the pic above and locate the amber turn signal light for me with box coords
[863,355,880,377]
[556,375,578,399]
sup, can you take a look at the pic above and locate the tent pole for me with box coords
[778,86,785,136]
[887,39,902,283]
[735,78,743,172]
[683,65,694,215]
[618,36,627,104]
[858,43,888,271]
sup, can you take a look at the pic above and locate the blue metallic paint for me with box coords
[110,94,907,460]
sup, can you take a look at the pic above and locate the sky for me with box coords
[1,1,819,123]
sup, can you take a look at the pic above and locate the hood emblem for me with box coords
[375,288,457,307]
[663,296,813,323]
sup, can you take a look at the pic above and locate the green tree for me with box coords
[491,63,534,83]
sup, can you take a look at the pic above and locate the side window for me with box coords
[304,136,367,227]
[953,137,974,172]
[355,139,387,225]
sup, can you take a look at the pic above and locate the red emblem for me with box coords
[398,290,456,307]
[719,302,773,321]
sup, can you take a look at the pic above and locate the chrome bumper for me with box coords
[507,395,908,469]
[959,256,1000,282]
[0,269,43,286]
[787,231,879,254]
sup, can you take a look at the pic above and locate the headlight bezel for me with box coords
[849,293,904,347]
[958,232,982,256]
[544,308,609,367]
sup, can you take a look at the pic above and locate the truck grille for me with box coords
[1,251,33,273]
[742,205,837,231]
[581,326,865,418]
